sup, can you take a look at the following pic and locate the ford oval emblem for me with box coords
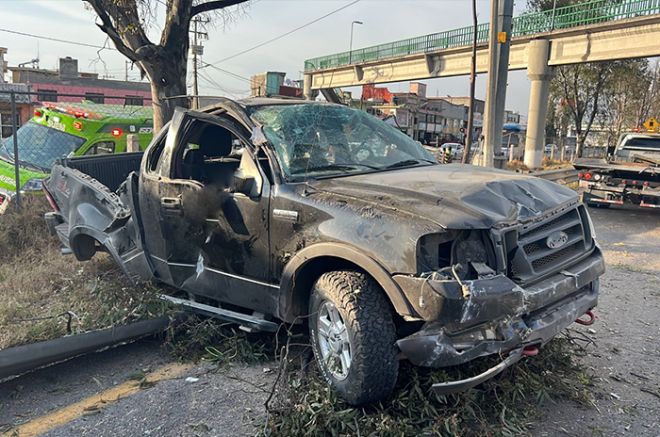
[546,231,569,249]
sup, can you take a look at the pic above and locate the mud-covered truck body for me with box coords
[45,98,605,405]
[574,133,660,209]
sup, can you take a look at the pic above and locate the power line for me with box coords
[198,71,250,98]
[1,26,249,90]
[201,0,361,68]
[0,27,115,51]
[201,63,252,83]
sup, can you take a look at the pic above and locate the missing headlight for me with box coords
[417,230,497,278]
[417,232,457,274]
[452,231,488,266]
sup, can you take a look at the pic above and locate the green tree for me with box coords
[84,0,249,131]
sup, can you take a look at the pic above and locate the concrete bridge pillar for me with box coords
[524,39,553,169]
[303,74,316,100]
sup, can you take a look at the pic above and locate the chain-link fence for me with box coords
[0,90,153,208]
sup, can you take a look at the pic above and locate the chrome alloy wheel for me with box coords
[316,301,352,380]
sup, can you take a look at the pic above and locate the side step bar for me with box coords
[159,295,279,332]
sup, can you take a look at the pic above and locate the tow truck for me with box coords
[574,133,659,209]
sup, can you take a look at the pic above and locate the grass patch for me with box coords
[263,337,594,436]
[541,157,573,169]
[0,197,171,350]
[506,158,573,172]
[506,160,529,172]
[165,315,275,367]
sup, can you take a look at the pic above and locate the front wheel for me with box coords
[309,270,399,405]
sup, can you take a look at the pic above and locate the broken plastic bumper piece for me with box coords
[431,347,523,395]
[430,344,541,395]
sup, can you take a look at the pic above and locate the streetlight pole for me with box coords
[349,20,363,64]
[550,0,558,30]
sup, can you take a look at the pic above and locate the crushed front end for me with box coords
[394,203,605,392]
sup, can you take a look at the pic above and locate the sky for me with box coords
[0,0,533,115]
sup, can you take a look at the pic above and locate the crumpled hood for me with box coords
[308,164,578,229]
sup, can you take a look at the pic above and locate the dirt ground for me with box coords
[534,206,660,437]
[1,206,658,436]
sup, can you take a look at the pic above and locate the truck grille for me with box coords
[507,206,593,284]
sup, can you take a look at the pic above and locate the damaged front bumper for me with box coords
[393,248,604,392]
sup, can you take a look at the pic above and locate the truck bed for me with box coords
[45,152,152,280]
[61,152,143,192]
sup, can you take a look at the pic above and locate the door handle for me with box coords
[161,197,182,212]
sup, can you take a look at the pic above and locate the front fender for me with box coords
[278,242,418,322]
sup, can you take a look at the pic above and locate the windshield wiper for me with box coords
[383,159,432,169]
[301,163,379,173]
[19,159,48,173]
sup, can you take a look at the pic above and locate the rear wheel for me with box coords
[309,270,399,405]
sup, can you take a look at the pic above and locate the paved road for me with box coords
[0,338,275,436]
[1,206,658,437]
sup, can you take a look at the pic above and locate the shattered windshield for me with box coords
[248,103,436,180]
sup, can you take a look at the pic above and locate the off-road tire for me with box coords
[309,270,399,405]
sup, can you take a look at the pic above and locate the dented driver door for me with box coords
[153,108,276,314]
[142,109,210,286]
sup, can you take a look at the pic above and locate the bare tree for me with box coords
[638,61,660,125]
[84,0,248,131]
[601,59,650,147]
[551,63,610,157]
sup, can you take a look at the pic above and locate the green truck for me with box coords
[0,101,153,210]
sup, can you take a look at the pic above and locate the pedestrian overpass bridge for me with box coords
[302,0,660,167]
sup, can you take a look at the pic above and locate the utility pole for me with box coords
[125,60,132,82]
[482,0,513,167]
[462,0,478,164]
[190,17,209,109]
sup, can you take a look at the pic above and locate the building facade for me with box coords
[10,57,151,106]
[0,54,151,138]
[366,84,474,145]
[0,83,32,138]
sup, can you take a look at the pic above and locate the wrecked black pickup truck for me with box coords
[44,98,605,405]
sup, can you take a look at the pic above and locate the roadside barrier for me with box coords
[531,168,579,185]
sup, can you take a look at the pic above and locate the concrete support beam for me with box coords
[306,15,660,90]
[524,39,553,169]
[308,44,527,89]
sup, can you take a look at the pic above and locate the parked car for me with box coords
[544,143,557,156]
[44,98,604,405]
[441,142,464,160]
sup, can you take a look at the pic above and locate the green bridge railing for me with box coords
[304,0,660,72]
